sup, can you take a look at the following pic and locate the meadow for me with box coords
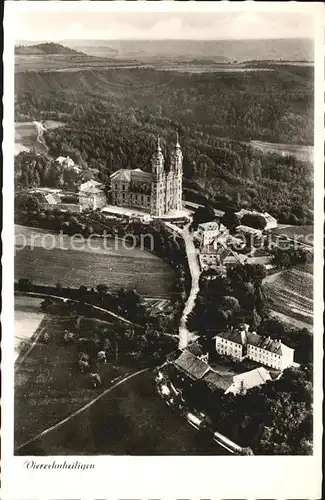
[15,244,175,298]
[14,311,129,449]
[16,369,226,456]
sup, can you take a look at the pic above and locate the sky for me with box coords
[14,11,314,41]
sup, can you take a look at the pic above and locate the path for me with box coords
[15,290,143,328]
[15,368,149,452]
[15,326,45,367]
[165,222,200,348]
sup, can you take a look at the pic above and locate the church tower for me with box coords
[150,136,165,216]
[170,132,183,211]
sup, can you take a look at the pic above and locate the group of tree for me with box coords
[216,365,312,455]
[188,263,268,335]
[39,296,177,368]
[15,65,313,225]
[14,151,87,191]
[271,246,312,268]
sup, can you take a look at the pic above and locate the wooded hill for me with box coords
[15,65,314,224]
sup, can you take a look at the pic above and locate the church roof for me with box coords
[110,168,152,184]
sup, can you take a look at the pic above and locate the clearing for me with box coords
[15,120,64,155]
[248,140,313,163]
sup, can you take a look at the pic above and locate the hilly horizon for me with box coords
[15,42,86,57]
[16,38,313,62]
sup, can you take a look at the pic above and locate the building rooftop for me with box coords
[202,370,234,392]
[186,343,204,358]
[214,329,243,346]
[215,329,293,357]
[233,367,271,391]
[236,225,263,235]
[110,168,152,184]
[198,221,220,232]
[236,209,276,221]
[79,180,104,193]
[173,350,210,380]
[44,193,61,205]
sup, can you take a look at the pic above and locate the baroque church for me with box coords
[110,135,183,217]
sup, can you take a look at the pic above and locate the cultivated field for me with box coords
[263,263,313,329]
[270,225,314,247]
[15,120,64,155]
[15,226,175,297]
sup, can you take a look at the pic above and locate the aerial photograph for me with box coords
[14,9,314,456]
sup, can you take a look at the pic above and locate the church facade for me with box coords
[110,136,183,217]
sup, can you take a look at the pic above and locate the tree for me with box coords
[96,283,109,295]
[221,210,240,233]
[191,204,215,230]
[241,213,267,230]
[15,193,41,213]
[17,278,33,291]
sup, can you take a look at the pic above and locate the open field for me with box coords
[248,140,313,162]
[15,120,64,155]
[16,370,227,455]
[14,311,130,449]
[263,263,313,329]
[15,226,175,297]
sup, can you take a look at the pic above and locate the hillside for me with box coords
[15,43,85,56]
[14,65,313,225]
[62,38,314,62]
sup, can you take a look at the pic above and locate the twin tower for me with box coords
[151,134,183,217]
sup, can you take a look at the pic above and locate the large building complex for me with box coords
[110,136,183,217]
[215,325,295,371]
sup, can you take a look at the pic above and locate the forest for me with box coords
[15,65,314,224]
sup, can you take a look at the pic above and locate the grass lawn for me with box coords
[14,312,131,449]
